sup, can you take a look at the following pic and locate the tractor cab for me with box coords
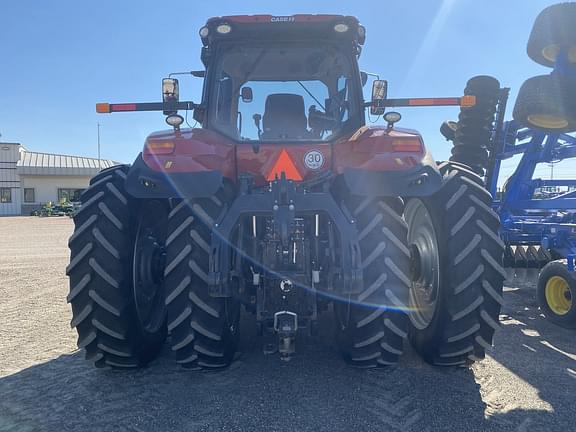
[195,15,366,143]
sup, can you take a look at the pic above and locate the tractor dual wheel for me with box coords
[164,192,241,369]
[527,3,576,67]
[450,75,501,176]
[513,74,576,133]
[537,260,576,328]
[335,196,410,368]
[406,162,505,366]
[67,165,168,368]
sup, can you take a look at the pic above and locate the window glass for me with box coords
[237,80,329,141]
[58,188,84,202]
[0,188,12,203]
[24,188,35,203]
[209,43,358,142]
[531,160,576,199]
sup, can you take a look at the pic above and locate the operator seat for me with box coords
[261,94,309,140]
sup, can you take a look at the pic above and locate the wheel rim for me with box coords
[542,45,560,63]
[541,45,576,63]
[133,202,167,333]
[527,114,569,129]
[405,199,440,330]
[545,276,572,316]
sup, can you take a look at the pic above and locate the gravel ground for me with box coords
[0,216,575,432]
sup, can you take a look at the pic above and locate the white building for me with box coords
[0,142,117,216]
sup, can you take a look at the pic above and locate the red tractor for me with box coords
[67,15,505,369]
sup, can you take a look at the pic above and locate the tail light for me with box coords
[391,139,423,153]
[145,141,175,155]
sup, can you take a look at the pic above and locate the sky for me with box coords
[0,0,573,181]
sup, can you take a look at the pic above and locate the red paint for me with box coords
[143,128,236,179]
[409,98,459,106]
[142,125,427,187]
[112,104,137,111]
[333,127,425,173]
[236,143,332,185]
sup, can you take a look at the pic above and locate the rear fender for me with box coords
[125,128,235,199]
[335,126,442,197]
[341,150,442,197]
[125,153,223,199]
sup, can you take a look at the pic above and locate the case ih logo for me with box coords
[271,16,295,23]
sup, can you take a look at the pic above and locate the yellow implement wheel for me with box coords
[527,3,576,67]
[512,75,576,134]
[540,45,576,65]
[537,260,576,329]
[526,114,569,130]
[545,276,572,316]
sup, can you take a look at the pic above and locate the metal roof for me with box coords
[17,150,119,176]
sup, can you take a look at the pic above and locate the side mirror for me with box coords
[162,78,179,115]
[241,87,253,103]
[162,78,179,103]
[360,71,368,87]
[371,79,388,115]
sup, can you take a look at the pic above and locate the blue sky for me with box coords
[0,0,571,179]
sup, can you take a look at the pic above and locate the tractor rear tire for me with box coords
[67,165,167,368]
[406,162,505,366]
[537,260,576,329]
[336,196,410,367]
[503,245,514,267]
[513,74,576,133]
[527,3,576,67]
[164,193,241,369]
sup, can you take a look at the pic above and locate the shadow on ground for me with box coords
[2,298,574,432]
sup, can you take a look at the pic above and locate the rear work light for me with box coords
[199,26,209,38]
[334,23,349,33]
[216,23,232,34]
[145,142,175,155]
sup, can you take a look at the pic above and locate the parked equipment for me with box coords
[443,3,576,328]
[67,15,504,369]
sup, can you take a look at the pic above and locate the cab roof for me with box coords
[199,14,365,47]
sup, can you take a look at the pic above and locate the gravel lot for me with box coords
[0,216,575,432]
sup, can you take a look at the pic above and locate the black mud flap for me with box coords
[125,153,223,199]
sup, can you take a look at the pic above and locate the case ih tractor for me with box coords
[67,15,505,369]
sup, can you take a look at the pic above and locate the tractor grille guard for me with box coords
[207,174,364,297]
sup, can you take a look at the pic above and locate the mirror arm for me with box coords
[168,70,206,78]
